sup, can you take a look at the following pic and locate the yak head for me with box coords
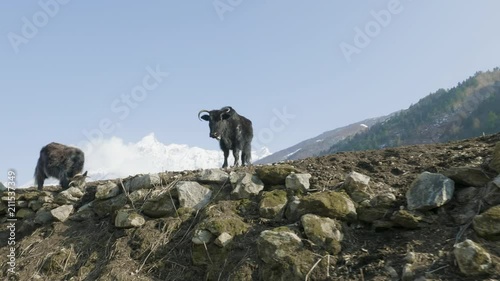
[68,171,89,189]
[198,106,236,140]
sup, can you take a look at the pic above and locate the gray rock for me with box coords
[128,189,149,203]
[401,263,414,281]
[176,181,212,210]
[290,191,357,222]
[493,175,500,188]
[257,230,303,264]
[372,220,395,230]
[285,173,311,192]
[192,229,215,245]
[38,194,54,203]
[285,196,301,220]
[343,171,373,203]
[142,190,177,218]
[454,239,492,276]
[197,169,229,184]
[472,205,500,239]
[442,167,494,187]
[54,191,79,205]
[35,209,53,225]
[230,172,265,199]
[16,200,28,208]
[65,187,84,198]
[259,190,288,220]
[255,165,297,186]
[114,209,145,228]
[455,187,478,203]
[50,205,74,222]
[482,176,500,207]
[124,173,162,193]
[489,142,500,173]
[215,232,233,248]
[391,210,422,229]
[92,194,128,218]
[370,192,396,207]
[357,207,390,223]
[301,214,343,254]
[406,172,455,211]
[16,208,35,219]
[95,182,120,200]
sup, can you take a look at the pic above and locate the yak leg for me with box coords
[241,142,252,166]
[35,173,46,191]
[222,149,230,168]
[232,149,240,167]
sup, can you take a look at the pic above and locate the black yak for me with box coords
[34,142,87,190]
[198,106,253,168]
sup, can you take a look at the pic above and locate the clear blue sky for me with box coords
[2,1,500,185]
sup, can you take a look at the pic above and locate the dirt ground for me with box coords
[1,133,500,280]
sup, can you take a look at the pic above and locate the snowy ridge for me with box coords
[83,133,271,181]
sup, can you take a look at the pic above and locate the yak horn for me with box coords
[198,110,210,121]
[221,106,232,113]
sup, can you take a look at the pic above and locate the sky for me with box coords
[2,1,500,186]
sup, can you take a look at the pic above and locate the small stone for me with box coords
[192,229,215,245]
[115,210,145,228]
[16,208,35,219]
[454,239,492,276]
[215,232,233,247]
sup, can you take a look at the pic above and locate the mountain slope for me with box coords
[255,115,390,164]
[327,68,500,154]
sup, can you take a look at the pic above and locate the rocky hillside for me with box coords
[1,133,500,280]
[255,115,390,164]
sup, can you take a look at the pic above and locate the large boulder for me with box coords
[259,190,288,220]
[454,239,492,276]
[472,205,500,240]
[230,172,264,199]
[406,172,454,211]
[289,191,357,222]
[176,181,212,210]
